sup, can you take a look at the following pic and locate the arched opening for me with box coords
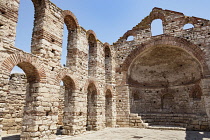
[63,14,78,67]
[126,36,134,41]
[87,83,97,130]
[88,34,97,77]
[105,89,112,127]
[190,84,202,100]
[2,62,40,137]
[58,76,75,135]
[105,46,112,83]
[15,0,34,52]
[130,90,141,113]
[60,25,68,66]
[151,19,163,36]
[183,23,194,30]
[57,80,65,134]
[127,44,207,128]
[10,66,24,74]
[161,93,174,112]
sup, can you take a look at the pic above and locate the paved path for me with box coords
[56,128,210,140]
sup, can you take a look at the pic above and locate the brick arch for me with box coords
[183,17,196,26]
[105,89,112,98]
[104,84,114,96]
[149,7,166,23]
[104,42,111,55]
[133,7,166,30]
[103,42,110,48]
[103,42,112,55]
[55,68,78,90]
[62,10,79,29]
[87,30,98,77]
[62,76,76,92]
[177,16,208,29]
[32,0,46,8]
[174,17,196,30]
[87,30,97,41]
[121,35,209,76]
[122,30,137,40]
[84,78,100,95]
[1,52,46,83]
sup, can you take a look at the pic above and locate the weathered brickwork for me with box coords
[114,8,210,130]
[0,0,210,139]
[2,73,26,134]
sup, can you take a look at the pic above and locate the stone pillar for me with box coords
[21,83,58,140]
[0,0,19,48]
[201,78,210,118]
[116,84,130,127]
[95,94,106,130]
[0,104,4,140]
[110,93,117,127]
[62,88,75,135]
[0,72,8,140]
[63,89,86,135]
[31,1,63,62]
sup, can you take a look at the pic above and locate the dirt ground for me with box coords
[2,128,210,140]
[56,128,210,140]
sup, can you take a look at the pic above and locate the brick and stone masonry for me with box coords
[1,0,210,139]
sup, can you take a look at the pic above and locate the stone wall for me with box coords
[0,1,210,139]
[2,73,26,134]
[114,7,210,129]
[129,83,205,114]
[0,0,117,139]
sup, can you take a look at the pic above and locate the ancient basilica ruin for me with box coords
[1,0,210,139]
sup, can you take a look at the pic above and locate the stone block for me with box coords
[27,125,38,132]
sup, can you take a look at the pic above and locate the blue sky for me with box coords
[13,0,210,73]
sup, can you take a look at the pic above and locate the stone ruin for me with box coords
[1,0,210,139]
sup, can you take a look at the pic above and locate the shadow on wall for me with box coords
[185,131,210,140]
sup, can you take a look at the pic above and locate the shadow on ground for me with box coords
[2,135,20,140]
[186,131,210,140]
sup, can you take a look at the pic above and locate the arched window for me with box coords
[183,23,194,30]
[161,93,174,112]
[104,45,112,83]
[151,19,163,36]
[63,13,78,67]
[60,25,68,66]
[190,85,202,100]
[126,36,134,41]
[3,62,40,136]
[133,93,140,101]
[105,89,112,127]
[88,33,97,77]
[60,76,76,135]
[87,83,97,130]
[10,66,24,74]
